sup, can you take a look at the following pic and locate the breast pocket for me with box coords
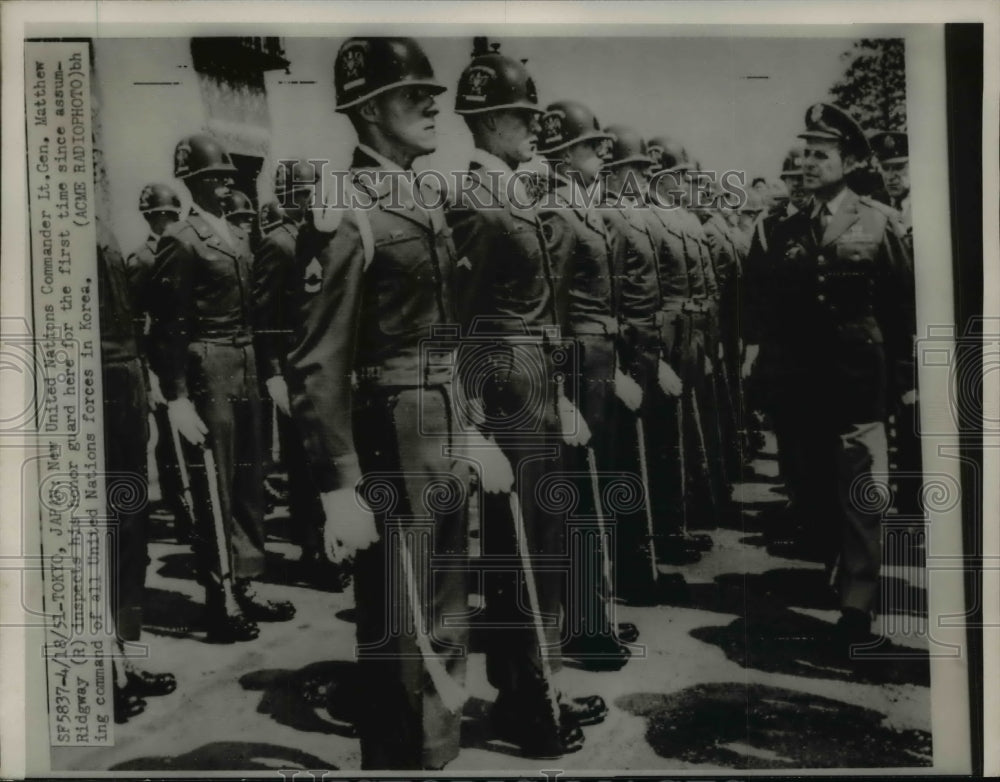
[373,229,438,337]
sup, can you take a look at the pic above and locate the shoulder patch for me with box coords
[312,205,345,233]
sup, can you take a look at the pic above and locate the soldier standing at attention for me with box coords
[597,125,685,600]
[286,37,469,769]
[448,45,607,758]
[536,100,636,673]
[97,218,177,723]
[148,134,295,644]
[125,184,188,542]
[251,160,344,588]
[742,103,915,657]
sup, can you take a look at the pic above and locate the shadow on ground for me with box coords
[239,661,360,737]
[617,682,932,769]
[109,740,338,771]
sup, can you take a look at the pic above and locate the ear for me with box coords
[357,97,380,124]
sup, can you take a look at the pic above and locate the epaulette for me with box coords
[858,195,900,219]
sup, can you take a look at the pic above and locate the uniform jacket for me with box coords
[599,197,661,363]
[125,234,159,349]
[147,209,254,400]
[97,218,140,364]
[539,176,616,336]
[644,205,694,310]
[448,159,559,336]
[251,219,300,379]
[743,187,915,410]
[286,147,458,494]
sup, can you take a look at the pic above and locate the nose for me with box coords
[424,97,439,118]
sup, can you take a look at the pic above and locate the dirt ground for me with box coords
[52,434,932,773]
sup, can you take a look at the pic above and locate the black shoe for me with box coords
[656,534,703,565]
[114,684,146,724]
[301,552,352,592]
[205,606,260,643]
[236,580,296,622]
[617,622,639,644]
[492,698,586,759]
[559,693,608,727]
[562,635,631,671]
[125,668,177,697]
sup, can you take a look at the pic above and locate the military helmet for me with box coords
[537,100,614,154]
[646,136,690,174]
[781,146,805,177]
[603,125,652,167]
[258,201,285,234]
[221,190,256,220]
[275,160,321,198]
[334,37,446,112]
[173,134,238,180]
[138,183,181,214]
[455,51,540,115]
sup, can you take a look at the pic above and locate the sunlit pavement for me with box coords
[52,435,931,773]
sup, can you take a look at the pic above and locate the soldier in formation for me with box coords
[118,36,917,764]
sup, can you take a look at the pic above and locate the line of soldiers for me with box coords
[104,35,916,769]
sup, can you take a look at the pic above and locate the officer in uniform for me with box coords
[125,184,189,541]
[148,133,295,643]
[286,37,468,769]
[597,125,685,598]
[536,100,637,671]
[871,131,911,238]
[744,146,819,547]
[97,218,177,723]
[743,103,915,654]
[447,46,606,757]
[871,130,920,520]
[252,161,344,588]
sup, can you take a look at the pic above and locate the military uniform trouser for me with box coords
[474,342,566,704]
[181,341,266,585]
[151,404,186,525]
[770,368,889,614]
[102,357,150,642]
[564,333,619,638]
[352,385,469,770]
[645,317,686,538]
[616,343,674,597]
[682,313,722,526]
[277,407,324,557]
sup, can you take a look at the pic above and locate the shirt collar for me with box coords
[191,203,236,249]
[357,143,406,173]
[812,185,848,219]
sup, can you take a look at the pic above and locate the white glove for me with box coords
[718,342,725,361]
[558,395,592,447]
[265,375,290,417]
[614,368,643,412]
[704,355,713,376]
[168,398,208,445]
[901,389,918,406]
[320,488,379,563]
[147,370,167,408]
[657,360,683,397]
[741,343,760,380]
[459,429,514,494]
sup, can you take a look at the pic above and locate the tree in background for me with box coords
[829,38,907,132]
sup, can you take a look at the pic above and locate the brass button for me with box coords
[817,294,826,302]
[818,275,826,283]
[852,253,862,261]
[817,254,825,262]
